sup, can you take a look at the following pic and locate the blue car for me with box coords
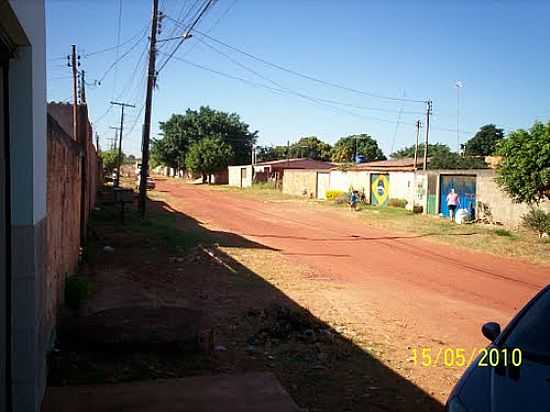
[446,285,550,412]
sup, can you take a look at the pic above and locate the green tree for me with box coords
[100,149,122,174]
[463,124,504,156]
[152,106,257,170]
[290,136,332,161]
[496,121,550,205]
[330,134,386,163]
[391,143,486,169]
[256,145,288,162]
[185,137,234,183]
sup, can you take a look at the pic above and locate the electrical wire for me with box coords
[159,51,420,129]
[162,19,427,104]
[157,0,215,74]
[98,28,148,84]
[197,37,424,117]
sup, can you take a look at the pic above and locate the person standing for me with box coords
[350,190,359,212]
[446,188,460,222]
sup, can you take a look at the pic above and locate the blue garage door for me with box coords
[439,175,476,217]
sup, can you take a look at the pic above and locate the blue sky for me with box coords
[46,0,550,156]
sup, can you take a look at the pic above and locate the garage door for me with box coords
[316,172,330,199]
[370,174,389,206]
[439,175,476,217]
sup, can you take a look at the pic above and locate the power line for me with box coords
[159,51,419,128]
[197,36,424,117]
[157,0,215,74]
[113,0,124,97]
[162,20,426,104]
[99,28,148,83]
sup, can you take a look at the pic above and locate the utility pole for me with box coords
[68,45,80,140]
[95,132,100,153]
[414,120,421,170]
[138,0,160,217]
[455,81,463,153]
[287,140,290,167]
[80,70,87,104]
[422,100,432,171]
[111,101,135,187]
[109,126,120,152]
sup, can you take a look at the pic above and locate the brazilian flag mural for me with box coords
[370,174,389,206]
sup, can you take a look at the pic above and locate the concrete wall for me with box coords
[228,165,252,188]
[328,170,370,195]
[282,169,318,197]
[388,171,416,209]
[476,170,550,228]
[417,169,550,226]
[6,0,48,410]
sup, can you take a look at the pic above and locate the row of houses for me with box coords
[228,157,549,228]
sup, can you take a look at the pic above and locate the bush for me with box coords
[388,198,408,208]
[522,208,550,238]
[494,229,513,237]
[65,275,91,310]
[325,190,346,201]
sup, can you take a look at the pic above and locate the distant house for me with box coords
[228,158,334,188]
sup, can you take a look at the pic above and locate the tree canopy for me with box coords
[496,121,550,205]
[330,134,386,163]
[185,137,234,183]
[256,145,288,162]
[100,149,122,173]
[289,136,332,161]
[391,143,486,169]
[463,124,504,156]
[151,106,257,170]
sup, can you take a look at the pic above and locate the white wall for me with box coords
[9,0,47,225]
[329,171,370,192]
[228,165,252,188]
[388,171,415,209]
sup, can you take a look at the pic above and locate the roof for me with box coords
[255,158,334,169]
[350,157,425,172]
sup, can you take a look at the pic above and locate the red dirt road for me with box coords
[154,180,549,395]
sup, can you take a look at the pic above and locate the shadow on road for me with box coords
[48,194,444,412]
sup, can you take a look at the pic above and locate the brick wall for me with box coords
[46,103,101,331]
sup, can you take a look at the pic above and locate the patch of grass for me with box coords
[89,203,209,255]
[494,228,514,238]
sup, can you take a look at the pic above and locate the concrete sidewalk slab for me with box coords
[43,372,303,412]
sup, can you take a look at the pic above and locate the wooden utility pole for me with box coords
[80,70,87,104]
[70,45,79,140]
[138,0,160,216]
[95,132,100,152]
[422,100,432,171]
[109,126,120,151]
[287,140,290,167]
[111,101,135,187]
[413,120,421,170]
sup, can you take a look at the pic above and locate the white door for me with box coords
[317,172,330,199]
